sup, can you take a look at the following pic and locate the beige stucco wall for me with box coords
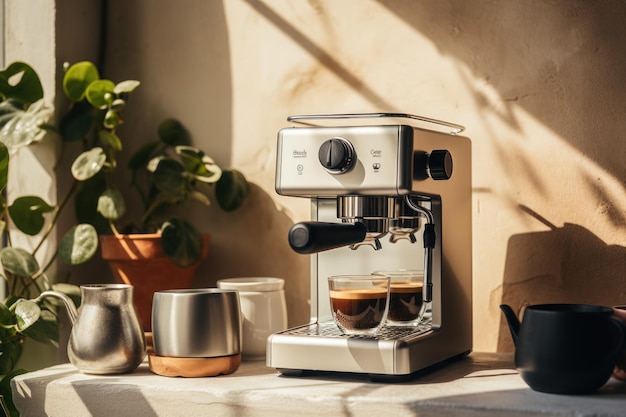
[104,0,626,352]
[5,1,626,355]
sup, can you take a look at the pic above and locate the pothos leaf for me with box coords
[20,308,59,345]
[13,300,41,332]
[71,147,106,181]
[0,61,44,104]
[160,218,203,268]
[8,196,55,235]
[0,248,39,278]
[58,224,99,265]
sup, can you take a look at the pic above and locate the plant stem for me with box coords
[33,180,79,256]
[37,251,58,280]
[110,220,120,237]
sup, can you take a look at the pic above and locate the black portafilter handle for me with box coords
[288,221,367,254]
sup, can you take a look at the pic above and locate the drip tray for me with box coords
[267,319,438,376]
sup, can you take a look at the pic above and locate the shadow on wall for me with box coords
[376,0,626,185]
[192,183,310,328]
[496,205,626,352]
[243,0,396,110]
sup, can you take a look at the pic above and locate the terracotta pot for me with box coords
[100,233,210,331]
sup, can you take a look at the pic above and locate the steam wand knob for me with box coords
[429,150,453,180]
[413,149,453,180]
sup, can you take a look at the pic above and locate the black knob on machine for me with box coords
[428,150,453,180]
[318,137,356,174]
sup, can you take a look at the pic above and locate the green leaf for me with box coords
[20,308,59,345]
[149,157,188,199]
[157,118,191,146]
[85,79,115,109]
[0,142,9,193]
[97,188,126,220]
[59,100,93,141]
[71,147,106,181]
[8,196,55,235]
[3,296,20,310]
[98,129,122,152]
[58,224,98,265]
[113,80,140,94]
[110,98,126,111]
[0,342,23,375]
[0,248,40,278]
[216,169,249,212]
[74,173,110,234]
[160,218,203,268]
[0,99,50,149]
[128,140,160,170]
[0,61,44,104]
[0,302,15,327]
[103,109,119,129]
[176,146,222,183]
[13,300,40,332]
[63,61,100,102]
[0,368,28,417]
[189,190,211,206]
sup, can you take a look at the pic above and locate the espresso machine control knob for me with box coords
[429,150,453,180]
[318,137,355,174]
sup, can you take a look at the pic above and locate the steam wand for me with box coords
[403,196,435,303]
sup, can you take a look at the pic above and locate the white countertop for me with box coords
[12,352,626,417]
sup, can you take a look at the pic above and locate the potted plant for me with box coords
[0,62,83,416]
[59,61,249,329]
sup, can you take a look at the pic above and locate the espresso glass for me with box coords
[372,270,425,326]
[328,275,390,336]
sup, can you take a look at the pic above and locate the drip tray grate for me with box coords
[281,320,432,340]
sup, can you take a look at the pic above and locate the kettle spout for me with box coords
[34,291,78,324]
[499,304,520,347]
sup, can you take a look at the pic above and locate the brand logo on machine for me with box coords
[370,149,382,157]
[293,149,308,158]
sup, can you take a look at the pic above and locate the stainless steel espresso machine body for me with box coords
[268,113,472,379]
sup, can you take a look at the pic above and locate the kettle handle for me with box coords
[499,304,520,347]
[33,290,78,324]
[607,316,626,363]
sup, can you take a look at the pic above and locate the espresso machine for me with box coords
[267,113,472,380]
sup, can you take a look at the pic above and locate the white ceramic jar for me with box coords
[217,277,288,360]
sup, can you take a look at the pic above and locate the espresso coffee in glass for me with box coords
[328,275,390,336]
[373,270,425,326]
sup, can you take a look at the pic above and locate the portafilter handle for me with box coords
[288,221,367,254]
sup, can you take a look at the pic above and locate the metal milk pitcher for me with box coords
[36,284,146,374]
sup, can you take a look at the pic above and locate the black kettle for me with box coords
[500,303,626,394]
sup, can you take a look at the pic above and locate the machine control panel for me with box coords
[275,125,415,196]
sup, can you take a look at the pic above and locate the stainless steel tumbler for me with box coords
[152,289,242,358]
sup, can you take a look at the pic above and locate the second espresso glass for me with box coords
[328,275,390,336]
[372,270,425,326]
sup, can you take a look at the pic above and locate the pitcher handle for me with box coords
[33,290,78,324]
